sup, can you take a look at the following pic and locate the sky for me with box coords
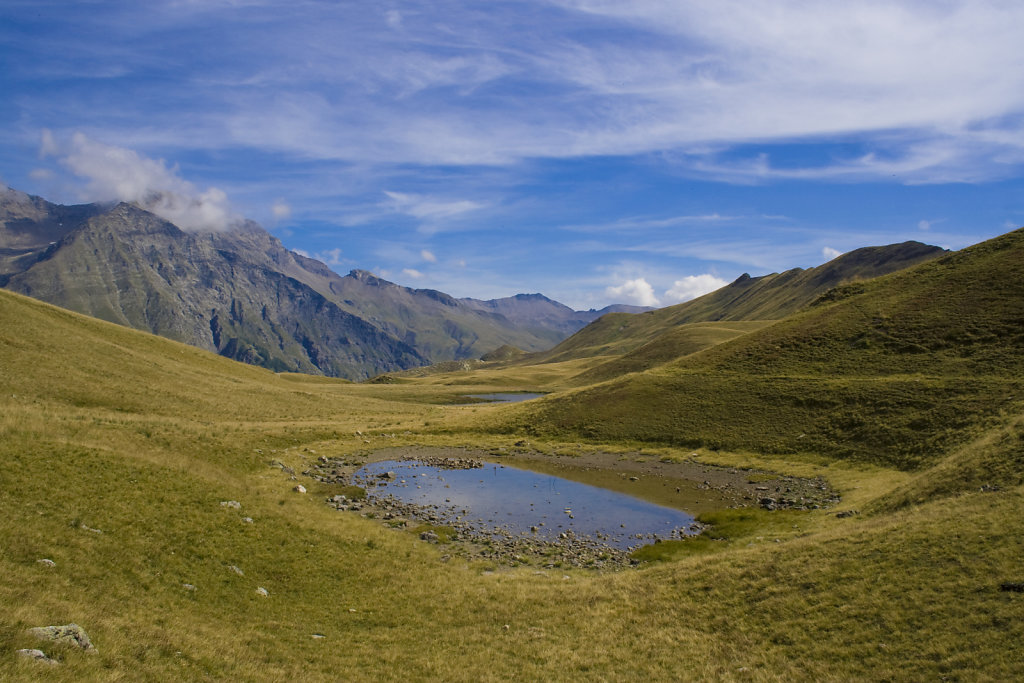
[2,0,1024,310]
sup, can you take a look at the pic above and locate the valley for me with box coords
[3,223,1023,680]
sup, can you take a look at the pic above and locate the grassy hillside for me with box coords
[530,240,944,366]
[495,227,1024,474]
[3,257,1024,681]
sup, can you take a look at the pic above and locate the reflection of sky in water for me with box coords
[463,393,545,403]
[354,461,697,550]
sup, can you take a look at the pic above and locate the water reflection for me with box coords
[353,460,699,550]
[462,393,546,403]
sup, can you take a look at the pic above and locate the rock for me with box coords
[256,587,269,597]
[182,583,197,591]
[293,484,307,494]
[835,510,859,519]
[220,500,242,509]
[28,624,96,653]
[36,558,56,568]
[628,476,639,482]
[242,517,254,524]
[16,649,59,666]
[228,565,244,576]
[420,530,440,542]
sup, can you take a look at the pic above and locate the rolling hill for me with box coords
[531,239,946,367]
[498,227,1024,475]
[2,227,1023,680]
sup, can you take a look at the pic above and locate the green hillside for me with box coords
[532,240,944,366]
[3,224,1024,680]
[498,228,1024,474]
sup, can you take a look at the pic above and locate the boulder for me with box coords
[16,648,59,666]
[28,623,96,653]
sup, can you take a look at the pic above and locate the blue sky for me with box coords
[3,1,1024,309]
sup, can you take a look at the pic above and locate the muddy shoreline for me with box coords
[300,445,839,569]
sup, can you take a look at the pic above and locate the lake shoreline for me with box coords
[302,445,839,568]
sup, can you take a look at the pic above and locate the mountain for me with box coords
[530,240,947,368]
[461,293,649,341]
[1,197,426,378]
[501,227,1024,472]
[0,186,643,379]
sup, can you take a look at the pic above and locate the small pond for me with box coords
[353,460,699,550]
[462,392,546,403]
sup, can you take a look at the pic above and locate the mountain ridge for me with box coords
[0,186,649,378]
[529,238,947,368]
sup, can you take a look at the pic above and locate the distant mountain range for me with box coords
[531,238,947,372]
[0,186,645,379]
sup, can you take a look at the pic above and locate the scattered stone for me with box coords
[293,484,307,494]
[835,510,859,519]
[220,500,242,509]
[182,583,197,591]
[242,517,254,524]
[228,565,244,576]
[999,581,1024,592]
[312,633,326,639]
[420,530,440,542]
[628,476,639,482]
[36,558,56,568]
[256,587,269,597]
[16,649,59,666]
[28,624,96,653]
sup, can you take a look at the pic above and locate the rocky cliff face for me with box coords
[2,199,426,378]
[0,187,635,379]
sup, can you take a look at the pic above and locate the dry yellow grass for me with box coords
[3,288,1023,681]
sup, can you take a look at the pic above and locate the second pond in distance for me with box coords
[353,460,701,550]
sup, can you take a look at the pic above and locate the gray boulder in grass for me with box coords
[28,623,97,653]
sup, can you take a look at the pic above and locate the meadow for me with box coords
[2,273,1023,680]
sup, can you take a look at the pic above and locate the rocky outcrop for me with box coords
[28,623,96,653]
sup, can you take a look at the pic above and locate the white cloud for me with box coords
[384,9,402,29]
[822,246,843,260]
[605,277,659,307]
[664,274,728,303]
[22,2,1024,184]
[383,191,486,220]
[42,131,237,231]
[315,247,344,266]
[272,200,291,220]
[213,1,1024,181]
[420,249,437,263]
[402,268,424,279]
[28,168,54,180]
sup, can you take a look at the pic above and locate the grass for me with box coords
[2,220,1024,683]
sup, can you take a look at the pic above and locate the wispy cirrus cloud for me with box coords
[3,1,1023,307]
[17,1,1024,179]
